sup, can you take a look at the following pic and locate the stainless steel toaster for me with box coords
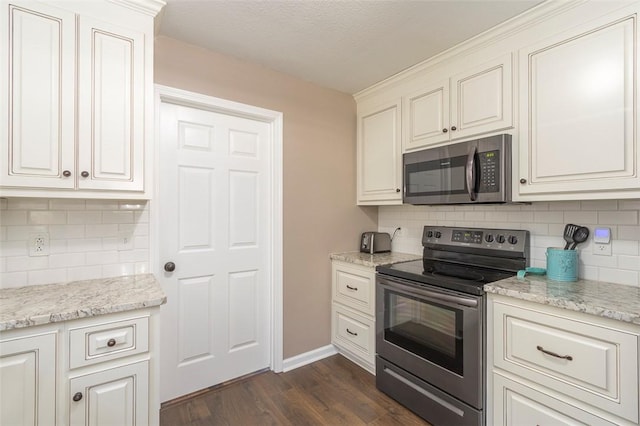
[360,232,391,254]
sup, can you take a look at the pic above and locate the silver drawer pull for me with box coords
[536,345,573,361]
[346,285,358,291]
[346,328,358,336]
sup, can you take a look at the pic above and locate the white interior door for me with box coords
[158,100,272,402]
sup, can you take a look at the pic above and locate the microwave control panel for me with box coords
[477,150,500,193]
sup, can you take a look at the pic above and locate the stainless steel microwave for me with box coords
[403,134,511,205]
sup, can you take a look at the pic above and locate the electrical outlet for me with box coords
[594,243,612,256]
[117,231,133,251]
[397,227,406,237]
[29,233,49,257]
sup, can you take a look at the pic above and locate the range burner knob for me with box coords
[434,231,442,239]
[496,235,506,244]
[427,231,433,238]
[508,235,518,245]
[485,234,494,243]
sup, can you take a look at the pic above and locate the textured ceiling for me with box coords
[158,0,544,94]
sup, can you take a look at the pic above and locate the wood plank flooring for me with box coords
[160,354,431,425]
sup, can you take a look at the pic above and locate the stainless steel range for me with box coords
[376,226,529,426]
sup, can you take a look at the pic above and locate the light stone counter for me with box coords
[0,274,166,331]
[484,275,640,325]
[330,251,422,268]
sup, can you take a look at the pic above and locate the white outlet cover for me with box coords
[29,233,49,257]
[593,243,612,256]
[118,231,134,251]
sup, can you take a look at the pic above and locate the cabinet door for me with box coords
[518,9,640,197]
[0,332,57,426]
[77,16,145,192]
[450,53,513,141]
[0,1,75,189]
[69,360,149,426]
[357,99,402,205]
[403,79,450,151]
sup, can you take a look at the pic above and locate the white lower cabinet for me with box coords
[0,329,57,426]
[0,309,159,426]
[331,260,376,373]
[69,361,149,426]
[487,294,640,426]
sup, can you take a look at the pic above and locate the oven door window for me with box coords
[384,289,463,375]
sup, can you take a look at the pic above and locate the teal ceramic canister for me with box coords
[546,247,578,282]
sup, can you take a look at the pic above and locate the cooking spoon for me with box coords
[570,226,590,250]
[563,224,579,250]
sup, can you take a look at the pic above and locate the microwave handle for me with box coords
[466,146,478,201]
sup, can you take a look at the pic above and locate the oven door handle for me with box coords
[379,278,478,308]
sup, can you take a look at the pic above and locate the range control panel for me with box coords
[422,226,529,254]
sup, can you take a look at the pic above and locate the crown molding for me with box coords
[109,0,166,17]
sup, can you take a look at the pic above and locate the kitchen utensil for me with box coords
[563,224,579,250]
[517,267,546,279]
[569,226,590,250]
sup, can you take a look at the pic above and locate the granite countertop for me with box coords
[485,275,640,325]
[330,251,422,268]
[0,274,167,331]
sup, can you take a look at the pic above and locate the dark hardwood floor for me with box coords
[160,354,431,425]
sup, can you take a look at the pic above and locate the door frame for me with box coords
[152,84,284,374]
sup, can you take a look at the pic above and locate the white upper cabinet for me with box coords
[0,0,161,199]
[357,99,403,205]
[517,4,640,200]
[403,54,513,152]
[0,2,76,189]
[77,16,145,191]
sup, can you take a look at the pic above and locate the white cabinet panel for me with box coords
[0,2,75,189]
[357,100,402,205]
[518,7,640,198]
[77,16,145,191]
[0,332,57,426]
[69,361,149,426]
[403,54,513,152]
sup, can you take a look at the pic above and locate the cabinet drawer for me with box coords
[332,262,375,315]
[492,372,618,426]
[331,303,374,364]
[493,301,639,423]
[69,316,149,369]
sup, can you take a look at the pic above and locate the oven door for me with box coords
[376,274,483,409]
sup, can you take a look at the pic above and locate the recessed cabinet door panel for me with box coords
[357,100,402,205]
[69,360,148,426]
[403,80,449,151]
[77,17,144,191]
[0,2,75,188]
[0,332,57,426]
[518,10,640,196]
[451,53,512,140]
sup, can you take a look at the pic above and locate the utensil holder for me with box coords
[546,247,578,282]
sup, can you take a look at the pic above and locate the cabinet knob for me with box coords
[396,188,401,193]
[451,126,457,131]
[73,392,83,402]
[107,338,116,347]
[80,171,89,178]
[519,178,527,184]
[164,262,176,272]
[62,170,71,177]
[442,128,448,133]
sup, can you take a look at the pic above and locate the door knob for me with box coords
[164,262,176,272]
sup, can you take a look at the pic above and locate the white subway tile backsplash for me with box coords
[28,210,67,225]
[598,210,638,225]
[381,199,640,287]
[0,199,150,287]
[0,210,27,225]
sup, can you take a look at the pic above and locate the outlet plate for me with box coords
[594,243,612,256]
[118,231,133,251]
[29,233,49,256]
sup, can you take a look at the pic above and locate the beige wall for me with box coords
[154,36,377,358]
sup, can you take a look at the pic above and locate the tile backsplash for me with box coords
[0,198,150,288]
[379,200,640,287]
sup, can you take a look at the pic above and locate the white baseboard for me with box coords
[281,344,338,372]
